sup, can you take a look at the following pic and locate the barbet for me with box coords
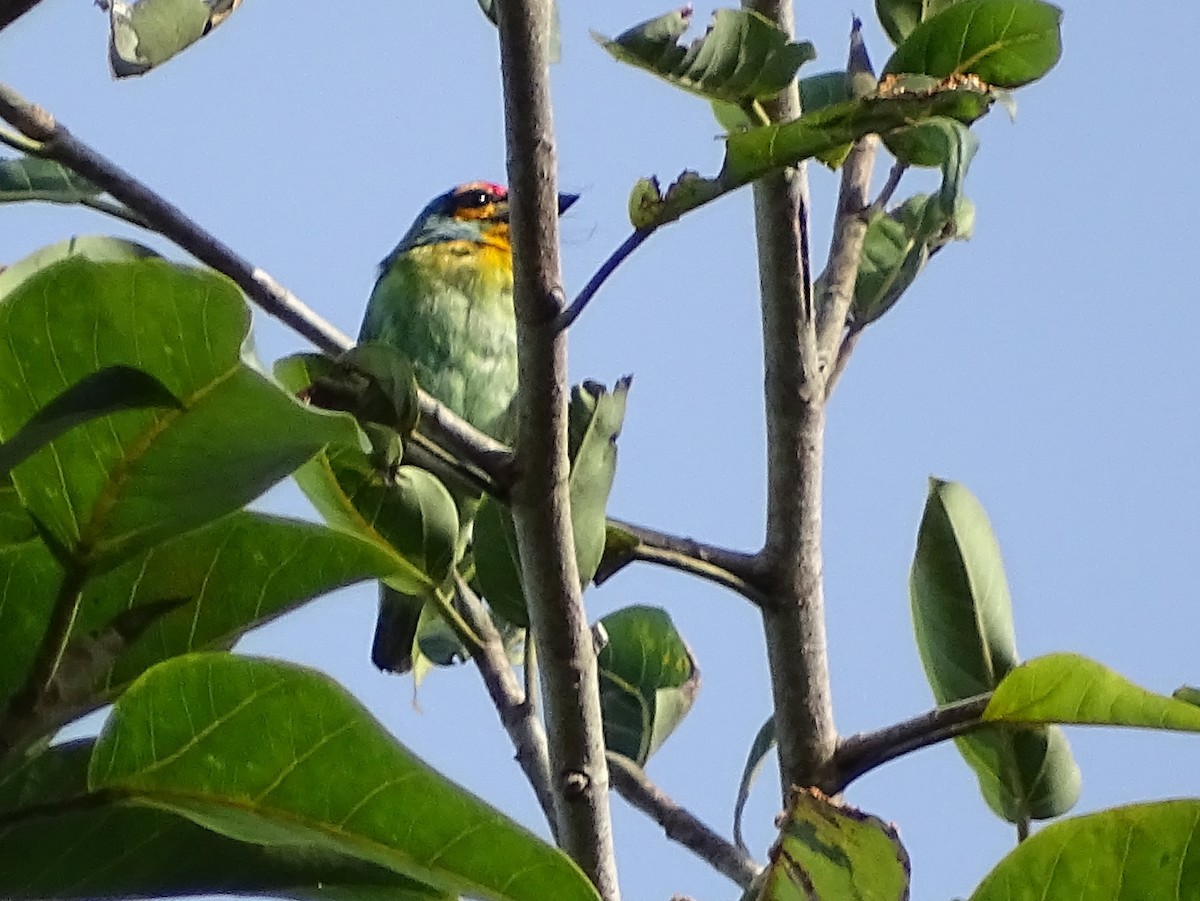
[360,181,579,671]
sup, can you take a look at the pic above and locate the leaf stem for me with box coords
[553,228,653,333]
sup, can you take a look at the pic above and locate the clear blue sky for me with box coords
[3,2,1198,898]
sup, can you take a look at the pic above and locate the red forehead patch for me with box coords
[457,181,507,199]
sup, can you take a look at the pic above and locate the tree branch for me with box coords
[596,518,767,607]
[743,0,837,793]
[0,81,512,490]
[821,694,991,794]
[452,576,557,833]
[606,752,761,889]
[815,21,878,364]
[553,228,653,332]
[494,2,620,897]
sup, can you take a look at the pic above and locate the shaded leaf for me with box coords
[883,0,1063,88]
[276,354,460,599]
[596,605,698,765]
[0,482,34,545]
[474,493,528,627]
[0,156,101,203]
[595,8,816,104]
[0,366,181,479]
[568,377,630,585]
[0,740,450,900]
[109,0,244,78]
[0,512,399,746]
[910,478,1080,823]
[733,715,776,852]
[759,788,910,899]
[301,344,420,437]
[970,800,1200,901]
[875,0,961,45]
[90,654,602,901]
[0,235,157,298]
[987,653,1200,733]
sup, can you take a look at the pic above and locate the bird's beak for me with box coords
[558,192,580,215]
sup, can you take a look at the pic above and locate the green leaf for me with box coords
[0,482,35,545]
[109,0,244,78]
[303,345,421,437]
[0,156,102,203]
[759,789,910,899]
[875,0,962,45]
[986,653,1200,733]
[850,192,974,327]
[800,70,853,112]
[969,800,1200,901]
[910,478,1080,823]
[568,378,630,586]
[594,8,816,104]
[473,494,528,627]
[276,354,460,598]
[0,740,451,900]
[732,715,775,851]
[0,366,181,479]
[0,235,157,298]
[596,605,698,765]
[0,251,352,571]
[90,654,602,901]
[883,0,1063,88]
[0,512,398,741]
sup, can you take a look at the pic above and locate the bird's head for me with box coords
[394,182,579,256]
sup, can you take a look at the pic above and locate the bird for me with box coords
[359,181,579,672]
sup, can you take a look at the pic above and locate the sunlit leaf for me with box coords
[883,0,1063,88]
[595,8,815,103]
[109,0,245,78]
[970,801,1200,901]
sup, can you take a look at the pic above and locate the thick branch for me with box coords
[743,0,837,792]
[822,694,991,794]
[607,752,761,889]
[0,82,510,487]
[494,3,619,898]
[452,577,557,832]
[597,518,767,607]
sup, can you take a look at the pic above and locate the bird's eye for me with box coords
[459,190,493,209]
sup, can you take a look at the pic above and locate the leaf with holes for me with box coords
[595,7,816,104]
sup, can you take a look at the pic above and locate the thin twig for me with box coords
[0,81,513,488]
[552,228,653,333]
[814,20,878,365]
[607,752,762,888]
[823,322,863,401]
[453,576,557,833]
[495,0,619,894]
[866,160,908,217]
[822,694,991,794]
[597,518,767,607]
